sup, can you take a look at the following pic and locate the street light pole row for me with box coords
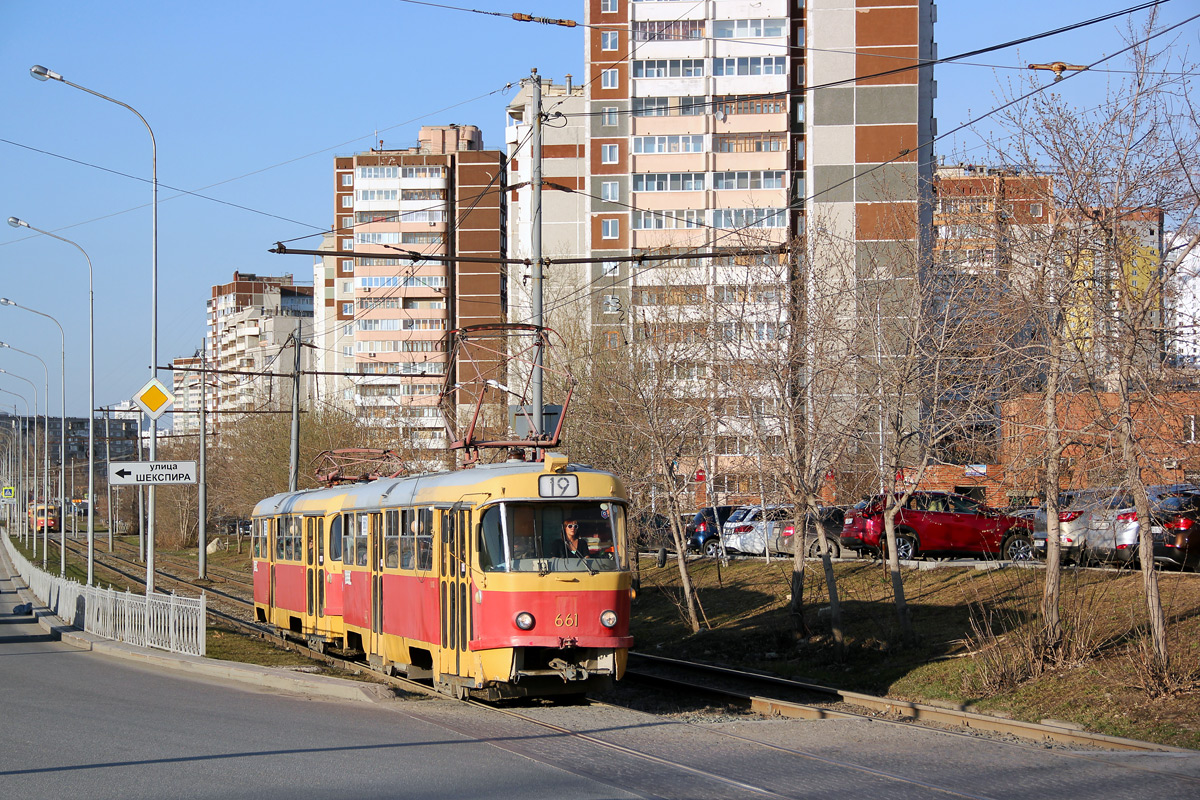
[16,64,159,590]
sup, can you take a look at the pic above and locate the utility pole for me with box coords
[528,67,545,440]
[198,355,207,579]
[288,330,301,492]
[105,408,112,551]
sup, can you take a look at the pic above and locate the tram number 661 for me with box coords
[538,474,579,498]
[555,613,579,627]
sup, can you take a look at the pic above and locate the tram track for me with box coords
[33,534,1199,788]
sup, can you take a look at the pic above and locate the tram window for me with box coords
[356,513,369,567]
[384,509,400,568]
[416,508,434,571]
[400,509,415,569]
[478,502,626,572]
[285,517,296,561]
[317,518,325,564]
[305,518,315,565]
[329,515,342,562]
[341,514,354,564]
[275,519,286,560]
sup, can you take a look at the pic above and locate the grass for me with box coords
[632,554,1200,749]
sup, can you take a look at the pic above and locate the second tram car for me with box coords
[252,454,632,699]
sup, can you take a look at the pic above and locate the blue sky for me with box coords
[1,0,1195,418]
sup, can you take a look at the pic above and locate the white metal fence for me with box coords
[2,532,206,657]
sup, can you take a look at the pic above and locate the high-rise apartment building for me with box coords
[205,272,313,415]
[580,0,935,496]
[324,126,506,450]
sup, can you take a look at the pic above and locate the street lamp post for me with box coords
[0,343,51,567]
[0,393,30,543]
[0,370,39,556]
[31,64,159,593]
[7,217,95,586]
[1,298,68,575]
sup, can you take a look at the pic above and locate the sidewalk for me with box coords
[0,534,396,705]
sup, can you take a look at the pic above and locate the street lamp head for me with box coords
[8,217,28,229]
[29,65,63,82]
[0,342,9,349]
[0,298,14,306]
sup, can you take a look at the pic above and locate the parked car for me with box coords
[721,504,794,555]
[1146,492,1200,570]
[776,506,847,558]
[1031,488,1120,563]
[840,491,1034,561]
[1087,486,1199,566]
[631,512,674,552]
[684,506,737,557]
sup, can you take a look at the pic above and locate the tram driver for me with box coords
[553,519,592,560]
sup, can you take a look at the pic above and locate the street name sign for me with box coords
[109,461,197,486]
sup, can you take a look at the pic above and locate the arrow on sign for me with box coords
[115,468,132,479]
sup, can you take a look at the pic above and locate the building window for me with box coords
[713,19,785,39]
[340,259,354,273]
[632,135,705,154]
[342,302,353,315]
[712,56,787,76]
[601,181,620,202]
[632,97,669,117]
[340,173,353,186]
[714,93,787,115]
[632,59,704,78]
[632,172,705,192]
[601,143,619,164]
[601,219,619,239]
[601,31,618,50]
[602,260,619,275]
[340,195,353,208]
[603,330,619,350]
[342,346,354,358]
[600,0,616,11]
[713,170,784,190]
[601,68,619,89]
[340,216,353,230]
[712,208,786,229]
[713,132,785,152]
[1185,415,1197,443]
[602,295,621,314]
[1030,203,1044,218]
[602,107,618,126]
[633,20,704,41]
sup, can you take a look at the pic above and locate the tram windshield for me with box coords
[478,501,625,573]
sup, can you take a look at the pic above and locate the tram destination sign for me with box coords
[108,460,198,486]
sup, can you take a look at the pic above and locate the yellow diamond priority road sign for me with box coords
[133,377,174,420]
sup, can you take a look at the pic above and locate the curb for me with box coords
[1,544,395,705]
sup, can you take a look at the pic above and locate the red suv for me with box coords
[840,491,1034,561]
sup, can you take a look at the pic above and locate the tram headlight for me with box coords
[514,612,536,631]
[599,610,618,629]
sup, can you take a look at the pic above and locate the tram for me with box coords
[251,453,633,699]
[27,503,60,533]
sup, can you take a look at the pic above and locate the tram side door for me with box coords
[438,507,471,681]
[304,516,323,633]
[370,512,383,658]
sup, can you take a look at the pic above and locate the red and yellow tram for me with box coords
[252,454,632,699]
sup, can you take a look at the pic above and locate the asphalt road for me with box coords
[4,540,1200,800]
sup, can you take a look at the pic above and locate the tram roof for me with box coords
[251,458,621,517]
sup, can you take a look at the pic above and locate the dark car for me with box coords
[631,512,675,552]
[1147,492,1200,570]
[684,505,737,557]
[775,506,848,558]
[840,491,1034,561]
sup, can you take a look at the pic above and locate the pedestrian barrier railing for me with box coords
[1,531,206,657]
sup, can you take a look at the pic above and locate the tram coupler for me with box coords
[548,658,589,682]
